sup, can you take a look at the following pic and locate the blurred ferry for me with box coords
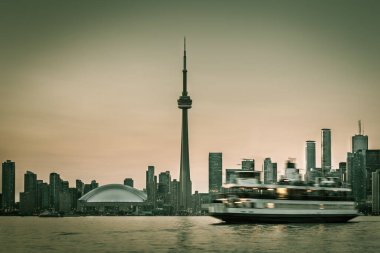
[209,171,358,223]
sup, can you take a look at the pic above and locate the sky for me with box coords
[1,0,380,196]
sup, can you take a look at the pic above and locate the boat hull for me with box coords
[210,212,358,223]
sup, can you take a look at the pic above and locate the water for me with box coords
[0,216,379,253]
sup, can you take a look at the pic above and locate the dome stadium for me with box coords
[77,184,147,214]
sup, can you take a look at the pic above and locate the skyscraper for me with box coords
[177,39,192,210]
[158,171,171,205]
[263,158,277,184]
[321,128,332,176]
[352,120,368,153]
[242,159,255,171]
[306,140,316,182]
[24,171,37,211]
[209,152,222,193]
[2,160,15,211]
[306,140,316,172]
[124,178,134,188]
[372,170,380,215]
[145,166,156,205]
[49,172,61,210]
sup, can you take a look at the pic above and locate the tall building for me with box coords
[124,178,134,188]
[306,141,316,172]
[352,120,368,153]
[372,170,380,215]
[24,171,37,211]
[284,159,301,181]
[158,171,171,205]
[263,158,277,184]
[177,39,192,211]
[365,150,380,197]
[321,128,332,176]
[209,152,222,193]
[348,149,380,208]
[170,179,180,214]
[350,150,367,203]
[242,159,254,171]
[49,172,61,210]
[306,140,316,182]
[339,162,347,183]
[76,179,84,199]
[2,160,15,211]
[38,181,50,210]
[146,166,156,205]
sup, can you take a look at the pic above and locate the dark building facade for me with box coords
[241,159,254,171]
[321,129,332,176]
[158,171,171,206]
[124,178,134,188]
[21,171,38,213]
[2,160,15,211]
[146,166,156,206]
[306,140,316,174]
[209,152,222,193]
[49,172,62,210]
[263,158,277,184]
[352,121,368,153]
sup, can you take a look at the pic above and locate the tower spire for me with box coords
[182,37,187,96]
[358,120,362,135]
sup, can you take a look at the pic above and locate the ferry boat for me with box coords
[209,174,358,223]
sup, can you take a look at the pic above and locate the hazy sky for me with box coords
[1,0,379,196]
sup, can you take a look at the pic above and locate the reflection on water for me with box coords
[0,216,379,253]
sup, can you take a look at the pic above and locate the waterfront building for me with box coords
[23,171,37,212]
[242,159,255,171]
[2,160,15,211]
[365,150,380,197]
[177,39,192,211]
[209,152,222,193]
[20,192,35,215]
[192,191,210,215]
[321,129,332,176]
[284,160,301,181]
[76,179,84,198]
[59,190,73,213]
[158,171,171,205]
[146,166,156,206]
[226,168,240,184]
[78,184,147,215]
[372,170,380,215]
[307,168,323,183]
[351,150,367,203]
[263,158,277,184]
[124,178,134,188]
[38,181,50,210]
[61,180,69,192]
[49,172,61,210]
[170,179,180,214]
[352,120,368,153]
[306,140,316,171]
[90,180,99,190]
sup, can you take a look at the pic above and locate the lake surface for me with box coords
[0,216,379,253]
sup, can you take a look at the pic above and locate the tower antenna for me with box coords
[358,120,362,135]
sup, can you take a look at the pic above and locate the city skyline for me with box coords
[1,1,380,195]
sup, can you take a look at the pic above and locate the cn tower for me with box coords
[177,38,192,211]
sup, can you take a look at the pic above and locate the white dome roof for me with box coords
[79,184,147,203]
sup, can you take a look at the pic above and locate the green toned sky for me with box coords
[1,0,379,195]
